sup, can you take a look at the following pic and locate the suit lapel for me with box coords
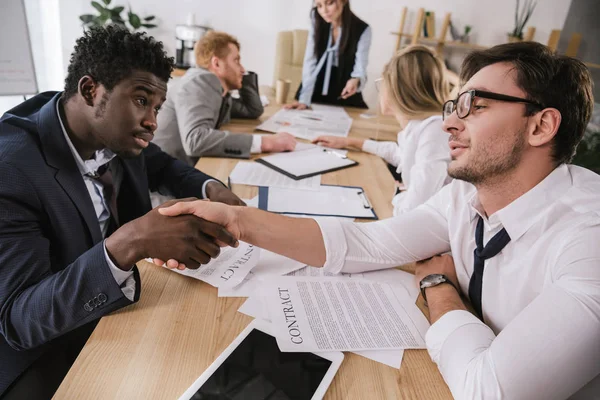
[37,94,103,244]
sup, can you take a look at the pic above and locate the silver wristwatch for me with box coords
[419,274,458,302]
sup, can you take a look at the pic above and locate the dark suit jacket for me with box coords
[0,92,217,395]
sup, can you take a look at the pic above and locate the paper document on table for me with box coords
[238,290,405,369]
[262,277,429,352]
[218,250,306,297]
[286,265,363,279]
[256,108,352,141]
[229,162,321,190]
[362,268,419,300]
[293,142,318,152]
[311,104,349,116]
[173,242,260,289]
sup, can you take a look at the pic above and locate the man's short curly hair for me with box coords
[64,25,174,100]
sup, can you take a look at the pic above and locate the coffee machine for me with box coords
[175,14,210,69]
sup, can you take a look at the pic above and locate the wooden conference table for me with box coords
[54,102,453,399]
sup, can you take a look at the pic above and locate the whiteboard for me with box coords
[0,0,38,95]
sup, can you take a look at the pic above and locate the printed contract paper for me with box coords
[263,277,429,352]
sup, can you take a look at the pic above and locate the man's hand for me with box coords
[414,254,460,289]
[312,136,350,149]
[159,200,241,239]
[261,132,297,153]
[284,101,310,110]
[205,181,246,206]
[105,198,238,271]
[340,78,359,99]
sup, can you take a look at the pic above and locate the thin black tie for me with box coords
[469,216,511,319]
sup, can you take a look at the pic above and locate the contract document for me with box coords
[173,242,260,289]
[262,277,429,352]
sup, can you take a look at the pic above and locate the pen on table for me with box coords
[322,148,347,159]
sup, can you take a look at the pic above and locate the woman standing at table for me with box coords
[313,45,452,216]
[286,0,371,109]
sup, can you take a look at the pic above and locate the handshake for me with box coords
[104,182,246,271]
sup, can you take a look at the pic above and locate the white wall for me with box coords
[0,0,63,114]
[2,0,574,115]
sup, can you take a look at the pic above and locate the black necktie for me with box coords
[468,216,511,319]
[91,164,119,236]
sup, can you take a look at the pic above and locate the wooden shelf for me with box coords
[390,32,413,38]
[585,62,600,70]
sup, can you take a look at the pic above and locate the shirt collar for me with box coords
[468,164,573,240]
[56,98,116,177]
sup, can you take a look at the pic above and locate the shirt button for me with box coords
[84,302,94,312]
[98,293,107,303]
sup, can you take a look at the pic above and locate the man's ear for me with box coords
[210,56,220,71]
[78,75,99,107]
[528,108,561,148]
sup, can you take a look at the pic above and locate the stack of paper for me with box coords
[235,266,426,369]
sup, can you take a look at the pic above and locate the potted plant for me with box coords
[461,26,472,43]
[79,0,157,31]
[508,0,538,42]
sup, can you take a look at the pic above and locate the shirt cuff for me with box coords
[425,310,490,364]
[361,139,379,155]
[251,134,263,154]
[350,75,366,92]
[103,240,135,301]
[298,91,312,107]
[313,217,348,274]
[201,179,220,199]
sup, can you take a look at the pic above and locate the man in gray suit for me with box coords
[154,31,296,165]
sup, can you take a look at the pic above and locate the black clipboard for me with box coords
[257,185,378,220]
[255,148,358,180]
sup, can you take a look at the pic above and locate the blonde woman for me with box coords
[313,45,451,215]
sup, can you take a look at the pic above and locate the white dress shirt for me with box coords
[299,19,372,106]
[316,164,600,399]
[57,100,136,301]
[362,116,451,216]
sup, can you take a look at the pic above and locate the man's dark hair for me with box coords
[64,25,174,100]
[460,41,594,165]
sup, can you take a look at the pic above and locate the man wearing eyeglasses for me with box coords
[156,42,600,399]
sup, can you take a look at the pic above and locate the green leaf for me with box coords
[129,12,141,29]
[144,15,155,21]
[102,0,111,5]
[79,14,95,23]
[141,23,157,29]
[93,15,105,27]
[91,1,106,13]
[111,6,124,15]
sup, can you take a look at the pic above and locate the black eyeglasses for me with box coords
[442,89,544,120]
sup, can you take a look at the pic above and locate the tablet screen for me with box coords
[189,329,333,400]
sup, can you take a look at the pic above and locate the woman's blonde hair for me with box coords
[194,31,240,69]
[382,45,450,119]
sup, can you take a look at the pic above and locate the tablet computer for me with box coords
[178,319,344,400]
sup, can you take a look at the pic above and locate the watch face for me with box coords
[421,274,445,287]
